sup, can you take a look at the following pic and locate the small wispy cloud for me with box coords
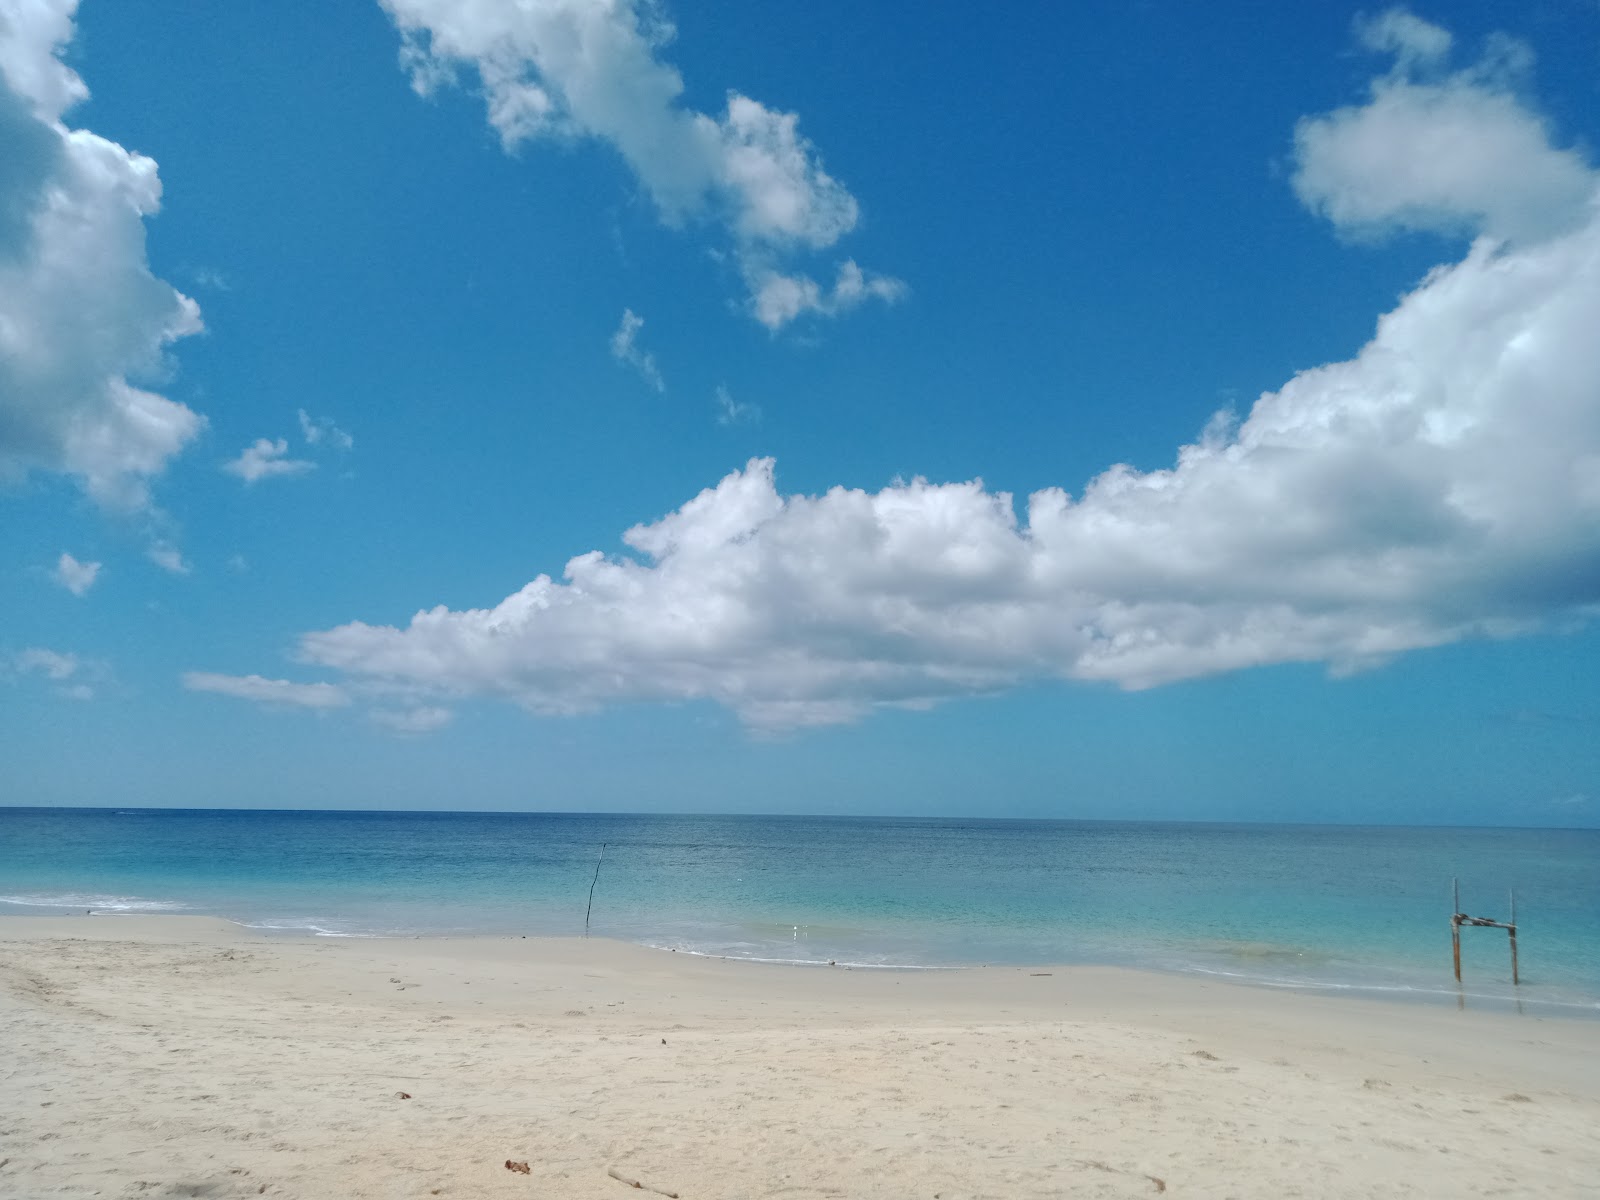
[11,648,111,699]
[715,385,759,427]
[223,438,316,484]
[610,309,665,392]
[370,705,454,735]
[147,542,191,575]
[298,408,354,451]
[182,671,349,710]
[186,266,231,292]
[51,552,101,597]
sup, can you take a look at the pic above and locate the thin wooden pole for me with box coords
[1451,878,1462,983]
[584,842,607,938]
[1508,889,1519,986]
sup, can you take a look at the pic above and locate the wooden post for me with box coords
[1451,878,1462,983]
[1509,889,1519,986]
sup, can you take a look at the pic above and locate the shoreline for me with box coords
[8,907,1592,1021]
[5,914,1599,1197]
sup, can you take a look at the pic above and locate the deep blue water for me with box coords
[2,808,1596,1012]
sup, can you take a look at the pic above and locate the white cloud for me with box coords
[1354,9,1452,68]
[1293,15,1593,246]
[301,44,1600,724]
[716,92,857,249]
[298,408,354,450]
[264,15,1598,731]
[379,0,897,328]
[182,671,350,710]
[187,265,230,292]
[748,259,907,332]
[15,646,79,680]
[714,384,758,427]
[225,414,349,485]
[146,542,190,575]
[609,308,664,391]
[51,551,99,596]
[12,646,108,698]
[223,437,316,484]
[0,0,204,509]
[370,705,454,735]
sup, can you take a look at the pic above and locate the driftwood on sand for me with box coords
[607,1164,680,1197]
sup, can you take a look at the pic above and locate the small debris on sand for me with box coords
[505,1159,531,1174]
[607,1165,679,1197]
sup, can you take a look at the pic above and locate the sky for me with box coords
[2,0,1598,825]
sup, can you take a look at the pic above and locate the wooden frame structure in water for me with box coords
[1451,878,1519,986]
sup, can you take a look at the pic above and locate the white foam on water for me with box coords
[0,892,190,912]
[640,940,949,970]
[1181,963,1600,1014]
[239,918,370,938]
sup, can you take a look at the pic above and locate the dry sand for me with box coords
[2,915,1598,1199]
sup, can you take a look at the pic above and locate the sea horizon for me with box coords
[6,802,1597,831]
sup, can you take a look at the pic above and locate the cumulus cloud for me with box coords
[223,437,315,484]
[748,259,908,333]
[182,671,350,710]
[1293,11,1593,245]
[11,646,108,698]
[297,408,353,451]
[256,13,1600,731]
[51,551,99,596]
[380,0,898,328]
[0,0,204,509]
[609,308,664,391]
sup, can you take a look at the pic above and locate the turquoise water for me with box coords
[2,808,1596,1013]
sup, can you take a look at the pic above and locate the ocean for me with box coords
[2,807,1596,1014]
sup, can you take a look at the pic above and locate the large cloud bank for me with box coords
[380,0,902,329]
[235,14,1600,730]
[0,0,202,509]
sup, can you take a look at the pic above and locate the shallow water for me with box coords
[2,808,1595,1012]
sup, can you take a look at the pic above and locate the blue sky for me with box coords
[3,0,1598,824]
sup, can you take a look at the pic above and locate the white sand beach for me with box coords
[3,914,1598,1198]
